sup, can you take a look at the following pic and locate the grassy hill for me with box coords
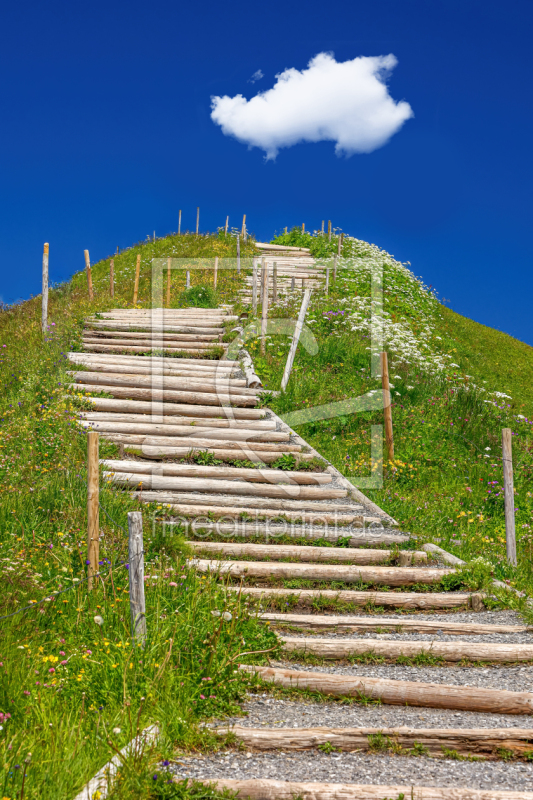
[1,227,533,798]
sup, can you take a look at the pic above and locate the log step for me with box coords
[192,777,533,799]
[132,490,362,514]
[215,723,533,758]
[260,612,527,635]
[101,459,331,484]
[68,396,264,419]
[230,587,472,610]
[69,371,258,395]
[193,559,451,586]
[84,412,274,429]
[188,542,426,565]
[70,383,258,407]
[105,434,299,451]
[81,420,288,442]
[240,664,533,715]
[68,352,238,369]
[181,522,407,546]
[125,446,314,465]
[106,472,346,500]
[279,636,533,663]
[82,343,224,355]
[85,322,225,334]
[83,329,221,342]
[71,362,246,382]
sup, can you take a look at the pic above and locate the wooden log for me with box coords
[216,723,533,758]
[82,412,272,428]
[84,329,220,342]
[102,434,299,452]
[280,636,533,663]
[125,446,312,464]
[189,542,425,565]
[131,491,364,514]
[106,472,345,499]
[83,343,217,356]
[503,427,517,566]
[69,383,258,407]
[67,395,264,419]
[84,249,93,301]
[381,352,394,462]
[194,560,451,586]
[188,524,407,546]
[150,503,359,524]
[230,586,471,609]
[72,362,245,382]
[101,459,331,484]
[80,420,288,442]
[69,352,237,369]
[281,289,312,391]
[133,253,141,304]
[241,349,262,389]
[86,322,225,334]
[200,778,533,800]
[260,612,529,635]
[82,336,219,350]
[69,372,257,395]
[127,511,146,644]
[240,665,533,715]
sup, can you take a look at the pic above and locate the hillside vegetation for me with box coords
[1,226,533,798]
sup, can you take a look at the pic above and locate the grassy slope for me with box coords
[2,227,533,797]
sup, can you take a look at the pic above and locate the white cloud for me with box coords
[211,52,413,160]
[248,69,264,84]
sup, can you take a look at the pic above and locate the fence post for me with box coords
[261,261,269,355]
[252,258,258,316]
[166,257,171,306]
[325,266,329,295]
[178,210,181,235]
[321,220,325,234]
[328,220,332,242]
[133,254,141,305]
[84,250,94,301]
[281,288,312,391]
[110,259,114,297]
[502,428,517,566]
[333,255,338,282]
[196,207,200,235]
[42,243,49,333]
[381,352,394,463]
[214,256,218,289]
[225,216,229,235]
[128,511,147,646]
[237,234,241,274]
[302,223,305,233]
[242,214,246,238]
[291,276,295,291]
[337,235,342,256]
[87,431,99,591]
[273,261,278,303]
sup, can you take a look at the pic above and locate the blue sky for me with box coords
[1,0,532,344]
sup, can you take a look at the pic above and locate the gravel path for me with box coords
[168,749,533,792]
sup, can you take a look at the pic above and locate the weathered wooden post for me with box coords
[281,289,312,391]
[84,250,94,301]
[381,352,394,463]
[133,254,141,304]
[502,428,517,566]
[41,243,49,332]
[328,220,332,242]
[321,220,325,234]
[337,235,342,256]
[214,256,218,289]
[302,223,305,233]
[325,266,329,295]
[236,234,241,274]
[178,209,182,235]
[333,255,338,282]
[196,207,200,235]
[87,431,99,591]
[261,261,269,355]
[186,268,190,289]
[166,257,171,306]
[128,511,147,646]
[242,214,246,238]
[273,261,278,303]
[291,276,295,291]
[109,258,114,298]
[225,216,229,235]
[252,258,258,316]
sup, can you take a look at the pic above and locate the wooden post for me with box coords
[261,262,269,355]
[196,207,200,235]
[166,257,171,307]
[291,276,295,291]
[225,216,229,235]
[284,227,288,234]
[302,223,305,233]
[133,254,141,305]
[321,221,325,234]
[186,269,190,289]
[325,266,329,295]
[502,428,517,566]
[328,221,332,242]
[242,214,246,238]
[41,243,49,333]
[87,431,99,591]
[333,255,338,282]
[302,278,305,290]
[178,210,181,235]
[273,262,278,303]
[84,250,94,301]
[252,258,258,316]
[109,259,114,298]
[281,289,312,392]
[153,231,156,242]
[237,234,241,274]
[260,257,265,298]
[381,352,394,463]
[214,256,218,289]
[337,235,342,256]
[128,511,147,646]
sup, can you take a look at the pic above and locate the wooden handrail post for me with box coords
[166,257,171,307]
[321,220,325,234]
[225,215,229,235]
[273,261,278,303]
[41,243,49,333]
[109,258,114,298]
[196,206,200,235]
[381,352,394,463]
[214,256,218,289]
[502,428,517,566]
[178,209,181,235]
[242,214,246,239]
[328,220,332,242]
[337,234,342,256]
[261,261,269,355]
[186,268,190,289]
[252,258,258,316]
[302,223,305,233]
[281,289,312,391]
[87,431,99,591]
[128,511,146,646]
[237,234,241,274]
[133,254,141,305]
[84,250,93,301]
